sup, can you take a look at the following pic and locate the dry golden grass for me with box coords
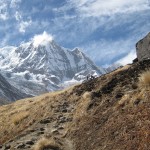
[33,137,60,150]
[12,111,29,125]
[74,92,91,118]
[139,70,150,89]
[0,83,77,144]
[116,94,130,108]
[82,92,91,100]
[0,94,54,144]
[116,70,150,109]
[69,86,150,150]
[116,90,144,110]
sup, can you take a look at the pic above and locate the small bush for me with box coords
[117,94,130,108]
[139,70,150,89]
[33,137,60,150]
[82,92,91,100]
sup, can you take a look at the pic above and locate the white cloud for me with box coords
[19,20,32,33]
[0,3,9,20]
[15,11,32,33]
[10,0,21,8]
[0,0,21,20]
[15,11,21,21]
[0,14,8,20]
[67,0,150,17]
[81,36,138,66]
[32,31,53,47]
[116,51,136,65]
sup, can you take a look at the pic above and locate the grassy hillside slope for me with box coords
[0,60,150,150]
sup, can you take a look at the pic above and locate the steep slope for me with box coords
[68,59,150,150]
[0,72,30,104]
[0,98,9,105]
[0,59,150,150]
[0,40,105,96]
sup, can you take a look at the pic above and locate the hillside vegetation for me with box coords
[0,59,150,150]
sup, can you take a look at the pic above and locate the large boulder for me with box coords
[136,32,150,61]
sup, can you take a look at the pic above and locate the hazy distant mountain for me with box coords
[105,63,122,73]
[0,39,106,97]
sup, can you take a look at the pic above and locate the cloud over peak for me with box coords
[32,31,53,47]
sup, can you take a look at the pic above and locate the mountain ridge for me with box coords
[0,39,105,102]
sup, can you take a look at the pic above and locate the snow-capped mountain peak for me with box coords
[0,37,106,97]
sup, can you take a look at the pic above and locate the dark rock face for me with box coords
[0,73,30,103]
[136,32,150,61]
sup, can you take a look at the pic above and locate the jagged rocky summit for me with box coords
[0,38,105,101]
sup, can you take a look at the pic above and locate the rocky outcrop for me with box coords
[136,32,150,61]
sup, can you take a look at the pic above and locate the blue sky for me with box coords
[0,0,150,67]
